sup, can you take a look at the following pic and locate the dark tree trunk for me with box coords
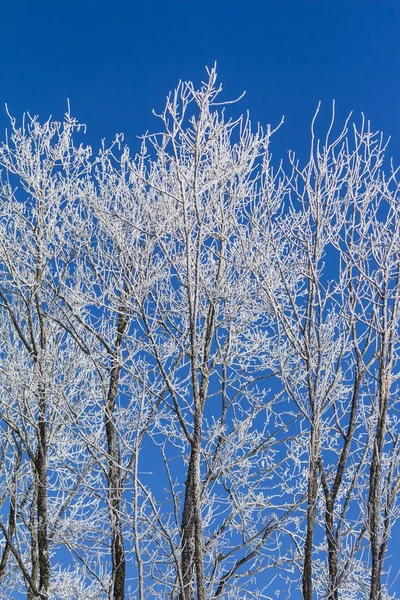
[302,424,319,600]
[368,405,388,600]
[179,433,204,600]
[325,499,339,600]
[180,453,196,600]
[368,326,391,600]
[105,306,128,600]
[35,383,50,599]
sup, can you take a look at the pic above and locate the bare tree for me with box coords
[0,70,399,600]
[124,69,303,600]
[0,112,99,599]
[242,107,400,599]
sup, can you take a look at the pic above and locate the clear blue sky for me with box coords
[2,0,400,162]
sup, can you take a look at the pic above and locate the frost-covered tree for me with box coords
[0,70,398,600]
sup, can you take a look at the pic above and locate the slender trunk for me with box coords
[368,294,392,600]
[32,209,50,599]
[178,191,221,600]
[0,496,15,584]
[325,499,339,600]
[192,411,205,600]
[0,444,21,584]
[180,454,196,600]
[27,489,39,600]
[105,386,126,600]
[105,306,128,600]
[368,387,389,600]
[36,383,50,599]
[302,422,319,600]
[179,413,204,600]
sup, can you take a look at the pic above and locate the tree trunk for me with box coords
[105,307,128,600]
[180,453,196,600]
[325,499,339,600]
[368,319,391,600]
[105,389,126,600]
[36,386,50,599]
[180,407,204,600]
[302,423,319,600]
[368,398,388,600]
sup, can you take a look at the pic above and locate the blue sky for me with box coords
[1,1,400,163]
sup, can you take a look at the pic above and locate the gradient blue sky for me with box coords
[1,0,400,163]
